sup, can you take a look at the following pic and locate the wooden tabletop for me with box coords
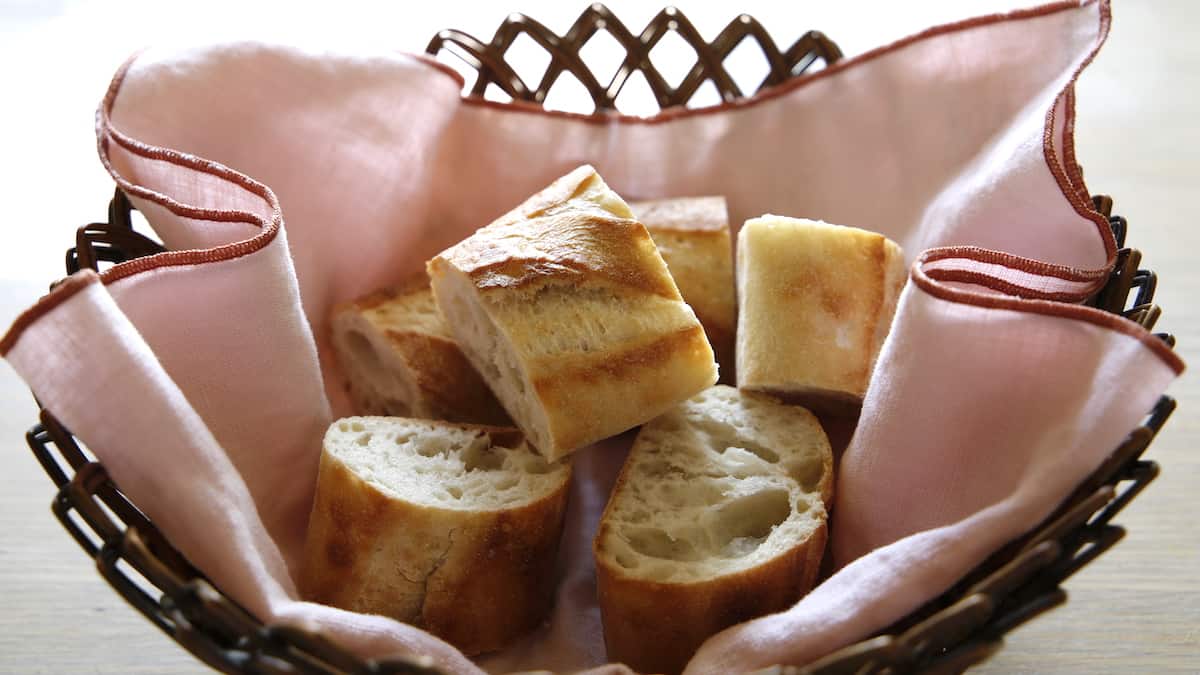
[1,1,1195,673]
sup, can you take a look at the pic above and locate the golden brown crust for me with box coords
[348,273,435,312]
[532,325,706,388]
[531,324,717,453]
[421,490,569,652]
[432,166,680,300]
[428,166,719,459]
[383,329,511,426]
[594,522,828,675]
[436,211,679,299]
[697,314,736,385]
[302,453,411,611]
[301,445,570,655]
[737,217,906,405]
[331,279,510,425]
[632,197,736,383]
[629,196,728,233]
[488,165,614,227]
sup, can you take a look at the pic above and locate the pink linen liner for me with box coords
[0,0,1179,377]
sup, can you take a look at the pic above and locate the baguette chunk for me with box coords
[631,196,737,383]
[428,166,718,460]
[302,417,571,655]
[737,216,906,413]
[594,385,833,675]
[330,278,509,425]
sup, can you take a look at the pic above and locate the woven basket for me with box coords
[26,6,1177,674]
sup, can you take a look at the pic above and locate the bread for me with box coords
[630,196,737,383]
[427,165,719,461]
[593,385,833,675]
[301,417,571,655]
[330,276,510,425]
[736,216,906,413]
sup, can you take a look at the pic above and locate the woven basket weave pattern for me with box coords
[425,4,841,112]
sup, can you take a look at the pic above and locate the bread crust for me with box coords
[595,520,827,675]
[428,166,718,459]
[754,385,865,418]
[301,424,570,655]
[631,196,737,384]
[331,278,510,425]
[629,196,729,233]
[530,324,716,453]
[436,167,676,299]
[737,216,906,410]
[593,387,833,675]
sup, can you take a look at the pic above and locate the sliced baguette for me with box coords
[594,385,832,675]
[301,417,571,655]
[330,277,510,425]
[427,165,718,461]
[737,215,906,413]
[630,196,737,383]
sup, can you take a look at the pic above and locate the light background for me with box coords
[0,1,1195,673]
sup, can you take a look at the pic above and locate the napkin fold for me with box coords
[2,0,1183,673]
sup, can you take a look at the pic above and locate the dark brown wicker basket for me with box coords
[25,6,1177,675]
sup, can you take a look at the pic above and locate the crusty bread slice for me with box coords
[301,417,571,655]
[737,215,906,414]
[630,196,737,383]
[594,385,832,675]
[330,276,510,425]
[427,166,718,461]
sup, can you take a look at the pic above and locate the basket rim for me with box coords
[23,187,1179,675]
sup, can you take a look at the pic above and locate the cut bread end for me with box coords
[594,385,832,674]
[596,386,831,582]
[331,307,422,417]
[331,281,511,426]
[325,416,565,510]
[427,263,555,455]
[303,417,572,655]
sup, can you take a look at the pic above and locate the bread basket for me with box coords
[22,5,1178,674]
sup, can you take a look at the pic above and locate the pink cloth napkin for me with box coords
[2,1,1183,673]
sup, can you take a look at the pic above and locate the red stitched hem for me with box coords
[924,269,1092,303]
[920,246,1109,285]
[93,52,284,286]
[1039,1,1117,278]
[911,251,1184,375]
[0,271,100,356]
[5,0,1177,379]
